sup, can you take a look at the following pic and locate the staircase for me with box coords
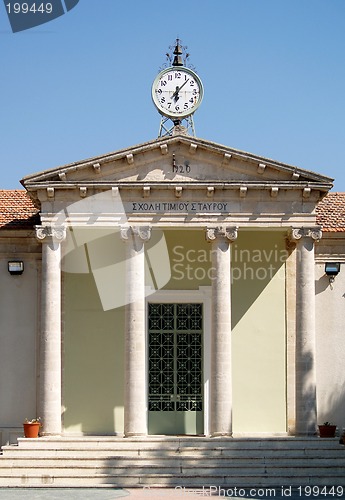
[0,437,344,488]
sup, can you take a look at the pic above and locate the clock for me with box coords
[152,66,203,119]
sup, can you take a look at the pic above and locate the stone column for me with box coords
[121,225,151,437]
[36,225,66,436]
[206,226,238,437]
[290,227,322,435]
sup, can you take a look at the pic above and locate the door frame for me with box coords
[145,286,211,436]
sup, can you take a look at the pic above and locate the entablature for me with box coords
[21,135,333,231]
[28,181,327,208]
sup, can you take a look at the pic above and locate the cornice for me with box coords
[24,180,332,192]
[21,134,334,188]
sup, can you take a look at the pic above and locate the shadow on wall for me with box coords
[319,391,345,431]
[317,374,345,432]
[295,349,318,435]
[314,267,345,429]
[315,273,331,295]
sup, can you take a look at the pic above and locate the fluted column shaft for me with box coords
[36,225,66,436]
[206,226,238,437]
[290,227,322,435]
[121,226,151,437]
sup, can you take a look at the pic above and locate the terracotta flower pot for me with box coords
[318,425,336,438]
[23,422,41,438]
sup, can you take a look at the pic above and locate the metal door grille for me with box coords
[148,303,203,412]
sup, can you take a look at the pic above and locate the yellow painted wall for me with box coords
[63,228,287,435]
[164,229,287,433]
[63,271,125,434]
[163,229,212,290]
[232,231,287,433]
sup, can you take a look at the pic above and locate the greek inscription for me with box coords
[131,202,228,213]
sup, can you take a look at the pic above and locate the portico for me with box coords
[22,134,333,438]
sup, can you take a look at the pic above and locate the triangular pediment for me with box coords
[21,135,333,192]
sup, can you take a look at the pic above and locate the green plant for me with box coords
[24,417,42,425]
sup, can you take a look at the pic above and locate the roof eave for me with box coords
[20,135,334,187]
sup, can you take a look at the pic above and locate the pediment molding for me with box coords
[21,135,333,191]
[22,136,333,229]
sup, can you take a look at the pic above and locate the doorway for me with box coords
[148,302,203,435]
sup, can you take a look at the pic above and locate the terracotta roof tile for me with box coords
[0,190,40,229]
[316,192,345,232]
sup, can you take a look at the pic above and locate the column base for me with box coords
[210,432,233,438]
[294,431,318,437]
[39,432,62,437]
[124,432,148,438]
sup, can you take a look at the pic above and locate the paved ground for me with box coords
[0,487,343,499]
[0,489,200,499]
[0,489,128,499]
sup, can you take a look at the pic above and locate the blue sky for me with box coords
[0,0,345,190]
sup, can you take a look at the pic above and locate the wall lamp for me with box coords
[8,261,24,275]
[325,262,341,285]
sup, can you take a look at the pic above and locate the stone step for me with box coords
[8,436,341,450]
[0,472,344,488]
[3,447,345,459]
[0,437,343,488]
[0,456,345,468]
[0,467,344,478]
[2,440,343,460]
[8,436,339,449]
[2,439,344,455]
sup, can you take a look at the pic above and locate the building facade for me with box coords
[0,134,344,445]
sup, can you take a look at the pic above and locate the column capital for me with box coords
[35,225,66,243]
[289,226,322,242]
[206,226,238,242]
[120,225,151,242]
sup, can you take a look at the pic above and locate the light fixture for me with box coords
[325,262,341,284]
[8,261,24,275]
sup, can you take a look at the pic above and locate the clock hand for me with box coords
[171,78,190,100]
[172,86,180,102]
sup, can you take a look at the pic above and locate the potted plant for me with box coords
[23,418,42,438]
[318,421,337,438]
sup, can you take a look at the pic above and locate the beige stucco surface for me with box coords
[315,250,345,430]
[0,252,39,444]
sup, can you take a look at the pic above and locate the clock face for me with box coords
[152,67,203,118]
